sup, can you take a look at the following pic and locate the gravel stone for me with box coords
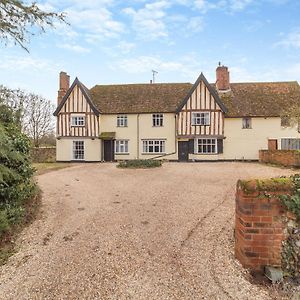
[0,162,295,299]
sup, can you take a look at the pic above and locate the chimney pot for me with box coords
[216,65,230,91]
[57,71,70,105]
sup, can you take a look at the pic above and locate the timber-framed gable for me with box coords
[54,78,100,138]
[176,73,227,138]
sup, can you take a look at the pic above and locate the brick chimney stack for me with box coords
[57,71,70,104]
[216,63,230,91]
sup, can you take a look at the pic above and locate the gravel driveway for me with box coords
[0,162,295,299]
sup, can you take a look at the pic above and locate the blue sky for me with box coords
[0,0,300,103]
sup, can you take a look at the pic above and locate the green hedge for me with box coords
[0,102,36,236]
[117,159,162,169]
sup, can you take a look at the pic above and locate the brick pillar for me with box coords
[235,180,291,271]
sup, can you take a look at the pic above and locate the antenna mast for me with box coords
[152,70,158,83]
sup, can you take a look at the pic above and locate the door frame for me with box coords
[103,139,115,162]
[178,141,189,162]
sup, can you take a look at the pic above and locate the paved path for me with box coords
[0,163,294,299]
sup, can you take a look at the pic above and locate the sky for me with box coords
[0,0,300,104]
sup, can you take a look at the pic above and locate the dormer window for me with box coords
[242,117,252,129]
[71,115,85,127]
[117,115,128,127]
[192,112,210,126]
[153,114,163,127]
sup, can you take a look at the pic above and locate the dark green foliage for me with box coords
[0,99,36,236]
[280,174,300,221]
[117,159,162,169]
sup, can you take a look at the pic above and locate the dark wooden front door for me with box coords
[104,140,114,162]
[178,141,189,162]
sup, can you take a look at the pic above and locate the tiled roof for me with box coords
[76,80,300,117]
[219,81,300,117]
[89,83,193,113]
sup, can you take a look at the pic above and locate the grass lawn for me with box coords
[33,162,75,175]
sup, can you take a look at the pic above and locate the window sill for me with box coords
[141,153,165,155]
[192,124,210,127]
[193,153,219,155]
[71,125,85,127]
[242,128,252,129]
[152,126,164,128]
[117,126,128,128]
[115,153,130,155]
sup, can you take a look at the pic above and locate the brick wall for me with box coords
[235,179,293,271]
[31,147,56,163]
[259,150,300,167]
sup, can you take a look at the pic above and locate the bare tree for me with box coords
[0,86,55,147]
[0,0,66,51]
[22,94,55,147]
[281,105,300,132]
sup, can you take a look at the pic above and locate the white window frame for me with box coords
[117,115,128,127]
[281,138,300,150]
[72,140,85,160]
[242,117,252,129]
[192,112,210,126]
[195,138,217,154]
[115,140,129,154]
[142,140,166,154]
[152,114,164,127]
[71,115,85,127]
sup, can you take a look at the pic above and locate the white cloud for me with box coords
[110,54,203,79]
[276,29,300,49]
[57,44,91,53]
[0,55,58,72]
[123,1,170,40]
[40,0,124,41]
[186,17,204,33]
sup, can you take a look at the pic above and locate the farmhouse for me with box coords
[54,65,300,162]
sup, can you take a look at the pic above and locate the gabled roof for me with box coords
[176,73,228,114]
[89,83,192,114]
[219,81,300,117]
[53,78,100,116]
[53,75,300,118]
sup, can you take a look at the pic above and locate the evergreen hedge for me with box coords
[0,101,36,235]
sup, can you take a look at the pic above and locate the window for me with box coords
[142,140,165,154]
[196,138,217,154]
[73,141,84,160]
[115,140,129,154]
[281,116,291,127]
[71,116,85,127]
[152,114,163,127]
[192,112,210,126]
[281,138,300,150]
[117,115,128,127]
[242,117,252,129]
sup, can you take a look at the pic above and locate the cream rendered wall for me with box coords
[100,113,177,160]
[139,113,177,160]
[189,117,300,161]
[100,114,138,160]
[56,138,101,162]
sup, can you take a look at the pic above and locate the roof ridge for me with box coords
[92,82,192,88]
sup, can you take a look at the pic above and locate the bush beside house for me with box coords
[0,102,38,263]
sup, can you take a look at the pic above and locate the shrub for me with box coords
[0,101,36,238]
[280,174,300,221]
[117,159,162,169]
